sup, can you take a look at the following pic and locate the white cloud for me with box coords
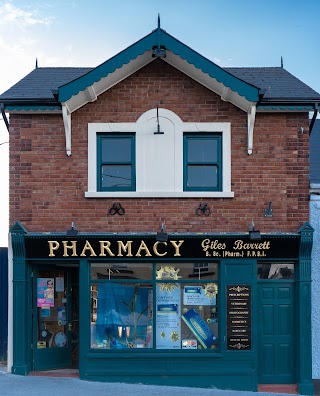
[0,2,54,28]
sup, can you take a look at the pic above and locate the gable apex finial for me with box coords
[35,58,38,69]
[158,13,160,30]
[281,56,283,68]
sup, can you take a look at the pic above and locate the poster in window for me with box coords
[156,284,181,349]
[183,284,217,306]
[37,278,54,307]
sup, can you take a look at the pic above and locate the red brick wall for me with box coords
[9,60,310,234]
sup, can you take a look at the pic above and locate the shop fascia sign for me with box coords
[25,234,300,259]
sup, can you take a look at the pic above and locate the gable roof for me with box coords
[1,26,319,111]
[56,28,261,111]
[1,24,319,156]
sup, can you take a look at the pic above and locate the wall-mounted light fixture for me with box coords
[248,221,261,240]
[154,105,164,135]
[66,222,78,236]
[156,223,168,242]
[264,201,273,217]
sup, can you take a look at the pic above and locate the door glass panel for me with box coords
[36,271,68,349]
[257,262,295,279]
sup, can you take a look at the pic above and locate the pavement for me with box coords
[0,364,305,396]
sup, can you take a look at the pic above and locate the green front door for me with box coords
[258,282,295,384]
[33,269,73,370]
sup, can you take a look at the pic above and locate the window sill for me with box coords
[85,191,235,198]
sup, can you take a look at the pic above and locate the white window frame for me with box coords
[86,108,234,198]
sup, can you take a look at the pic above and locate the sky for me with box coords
[0,0,320,246]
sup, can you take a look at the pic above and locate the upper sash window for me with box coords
[97,134,135,191]
[184,134,222,191]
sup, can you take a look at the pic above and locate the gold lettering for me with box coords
[62,240,77,257]
[153,241,167,257]
[99,241,115,257]
[48,241,59,257]
[201,238,226,250]
[117,241,133,257]
[80,240,97,257]
[136,240,152,257]
[233,240,270,250]
[170,240,184,256]
[201,239,210,251]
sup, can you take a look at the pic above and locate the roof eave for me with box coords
[58,28,260,109]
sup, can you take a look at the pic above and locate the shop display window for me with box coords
[90,262,219,351]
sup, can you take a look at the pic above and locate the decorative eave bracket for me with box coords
[62,104,72,156]
[247,104,256,155]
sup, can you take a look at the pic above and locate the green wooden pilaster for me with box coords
[79,259,90,379]
[298,222,314,395]
[10,222,30,375]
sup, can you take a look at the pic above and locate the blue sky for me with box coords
[0,0,320,245]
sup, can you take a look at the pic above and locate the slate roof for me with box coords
[310,119,320,185]
[224,67,320,102]
[1,65,319,105]
[0,67,92,103]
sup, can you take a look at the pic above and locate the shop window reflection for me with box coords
[91,283,152,349]
[257,262,295,279]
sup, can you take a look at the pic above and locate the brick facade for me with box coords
[9,60,310,233]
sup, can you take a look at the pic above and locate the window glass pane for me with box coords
[101,138,132,162]
[257,262,295,279]
[187,165,217,188]
[187,139,217,163]
[155,282,218,350]
[156,263,218,281]
[101,165,132,188]
[91,263,152,280]
[91,282,153,349]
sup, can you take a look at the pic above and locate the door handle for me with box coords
[68,323,72,331]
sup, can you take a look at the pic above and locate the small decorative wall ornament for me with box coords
[204,283,218,298]
[195,202,210,216]
[109,203,125,216]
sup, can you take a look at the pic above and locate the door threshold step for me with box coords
[29,369,79,378]
[258,384,298,394]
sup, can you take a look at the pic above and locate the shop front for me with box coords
[9,222,314,393]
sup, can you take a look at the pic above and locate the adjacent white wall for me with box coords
[310,194,320,379]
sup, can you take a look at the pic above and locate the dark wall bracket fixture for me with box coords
[109,203,125,216]
[196,203,210,216]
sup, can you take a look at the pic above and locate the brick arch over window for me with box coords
[86,108,233,198]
